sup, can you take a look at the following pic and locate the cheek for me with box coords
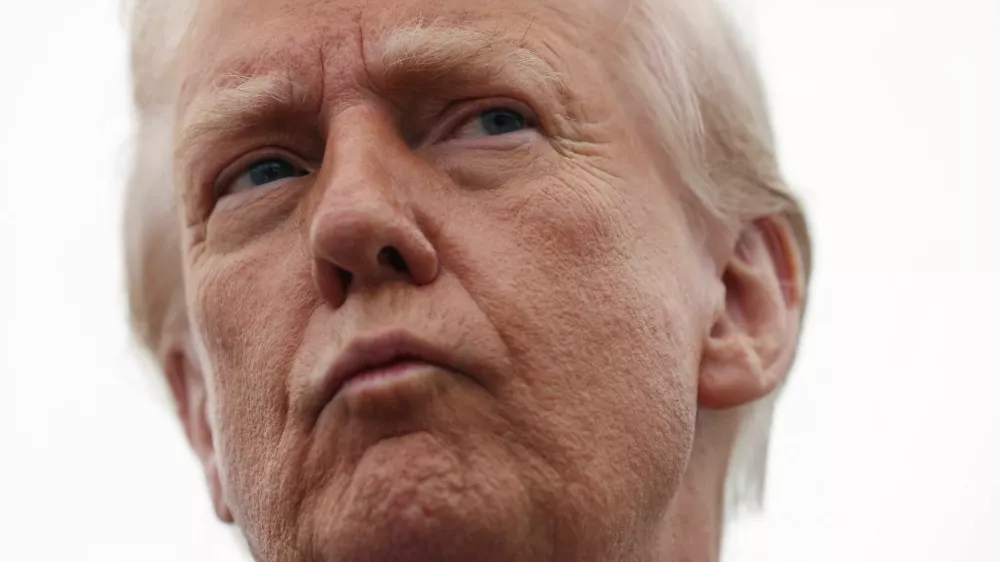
[191,250,311,379]
[186,233,317,489]
[446,170,704,514]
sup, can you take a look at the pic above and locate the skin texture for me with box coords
[163,0,805,560]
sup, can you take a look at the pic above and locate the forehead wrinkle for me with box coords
[175,20,573,159]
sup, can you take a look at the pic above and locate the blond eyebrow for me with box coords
[176,25,564,155]
[178,72,307,153]
[377,24,563,87]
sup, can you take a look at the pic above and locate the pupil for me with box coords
[249,159,297,186]
[482,109,525,135]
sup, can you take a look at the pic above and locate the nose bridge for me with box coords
[308,104,439,305]
[319,104,405,210]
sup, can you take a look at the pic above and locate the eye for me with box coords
[451,107,529,139]
[223,157,309,196]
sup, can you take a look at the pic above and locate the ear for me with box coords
[162,334,234,523]
[699,216,805,409]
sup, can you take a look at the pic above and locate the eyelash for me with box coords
[212,148,313,200]
[429,98,538,146]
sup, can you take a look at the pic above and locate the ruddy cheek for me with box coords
[188,257,263,379]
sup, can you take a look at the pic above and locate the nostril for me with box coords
[337,268,354,288]
[377,246,408,274]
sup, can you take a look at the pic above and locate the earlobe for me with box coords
[698,216,804,410]
[162,335,234,524]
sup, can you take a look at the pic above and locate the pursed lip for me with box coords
[319,330,455,406]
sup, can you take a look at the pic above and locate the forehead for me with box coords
[175,0,622,104]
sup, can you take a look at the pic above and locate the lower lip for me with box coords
[337,361,434,395]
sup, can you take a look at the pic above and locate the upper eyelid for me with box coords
[181,123,319,195]
[213,148,312,198]
[422,98,538,147]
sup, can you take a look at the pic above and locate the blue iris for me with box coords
[245,158,307,187]
[478,108,526,136]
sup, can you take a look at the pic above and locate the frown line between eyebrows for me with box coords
[179,25,563,136]
[174,24,568,172]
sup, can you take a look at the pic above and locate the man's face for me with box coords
[173,0,719,559]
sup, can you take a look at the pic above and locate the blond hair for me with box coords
[122,0,810,518]
[616,0,811,514]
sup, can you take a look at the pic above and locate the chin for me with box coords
[308,431,544,562]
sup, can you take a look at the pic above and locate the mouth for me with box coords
[320,330,455,406]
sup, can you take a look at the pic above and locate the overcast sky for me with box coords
[2,1,998,561]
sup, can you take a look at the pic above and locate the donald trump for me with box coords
[123,0,811,559]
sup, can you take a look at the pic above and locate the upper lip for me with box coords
[321,329,453,402]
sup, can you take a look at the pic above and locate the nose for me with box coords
[309,114,439,306]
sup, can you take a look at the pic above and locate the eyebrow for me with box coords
[176,25,564,156]
[178,72,307,152]
[378,24,562,87]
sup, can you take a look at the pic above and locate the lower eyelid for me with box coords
[212,175,306,213]
[442,128,541,149]
[429,99,539,144]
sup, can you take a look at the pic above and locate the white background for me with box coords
[2,1,998,560]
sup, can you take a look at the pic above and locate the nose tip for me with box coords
[310,201,439,305]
